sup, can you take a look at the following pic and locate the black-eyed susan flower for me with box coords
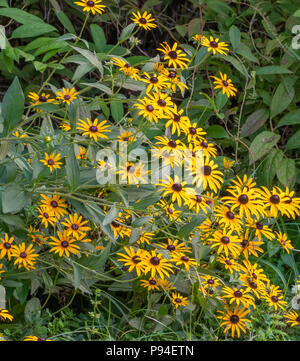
[228,174,257,192]
[76,146,88,160]
[194,139,217,158]
[210,72,237,98]
[209,229,240,258]
[130,11,157,31]
[238,229,264,259]
[217,255,240,274]
[37,206,57,228]
[112,57,140,80]
[217,306,251,338]
[155,238,190,253]
[140,250,173,280]
[136,229,155,245]
[117,161,148,185]
[56,87,79,104]
[157,200,182,222]
[221,286,256,308]
[157,42,190,70]
[24,335,51,341]
[151,146,182,169]
[263,285,288,311]
[215,205,242,232]
[0,309,13,322]
[200,275,222,296]
[77,118,111,141]
[140,278,160,291]
[156,175,193,207]
[223,158,235,170]
[275,231,293,254]
[246,219,275,241]
[163,69,188,93]
[141,72,168,94]
[40,152,63,173]
[0,234,14,260]
[110,218,131,239]
[170,252,197,271]
[171,291,190,308]
[283,310,300,327]
[154,135,184,157]
[118,130,136,143]
[28,92,56,111]
[158,278,175,291]
[187,194,209,214]
[147,92,176,117]
[181,121,206,143]
[202,36,229,55]
[116,246,145,276]
[49,230,80,257]
[280,187,300,219]
[40,194,68,219]
[164,106,190,136]
[74,0,106,15]
[59,120,71,132]
[192,34,208,45]
[258,186,290,218]
[134,97,161,123]
[11,242,38,270]
[61,213,91,239]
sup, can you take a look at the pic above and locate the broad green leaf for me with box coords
[103,204,119,226]
[2,183,30,214]
[24,297,41,324]
[193,47,207,67]
[111,100,124,122]
[72,263,82,289]
[270,80,295,119]
[0,214,24,229]
[65,146,80,190]
[90,24,106,52]
[240,109,269,137]
[71,46,103,77]
[207,125,229,138]
[276,109,300,128]
[11,23,57,39]
[236,42,259,63]
[0,8,45,24]
[255,65,292,75]
[249,131,280,164]
[286,130,300,150]
[56,10,75,34]
[276,157,295,187]
[119,23,136,41]
[219,54,249,78]
[2,77,24,136]
[229,25,241,51]
[81,82,112,95]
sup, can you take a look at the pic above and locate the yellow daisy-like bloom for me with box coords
[74,0,106,15]
[214,205,242,232]
[112,57,140,80]
[11,242,38,270]
[151,146,182,169]
[187,193,209,214]
[275,231,293,254]
[156,175,193,207]
[49,230,80,257]
[140,250,173,280]
[194,139,217,158]
[192,34,208,44]
[59,120,71,132]
[221,286,256,308]
[223,158,235,170]
[154,135,185,157]
[217,255,240,274]
[170,252,197,271]
[263,285,288,311]
[136,229,155,245]
[56,87,79,104]
[164,106,190,136]
[147,92,176,117]
[24,335,51,341]
[0,308,13,322]
[117,161,148,185]
[40,194,68,219]
[0,234,14,260]
[157,200,182,222]
[157,278,175,291]
[110,218,131,239]
[246,219,275,241]
[140,278,160,291]
[283,310,300,327]
[76,146,88,160]
[157,42,190,70]
[197,217,220,239]
[118,130,136,143]
[217,306,251,338]
[28,92,56,111]
[141,72,168,94]
[280,187,300,219]
[37,206,57,228]
[199,275,222,296]
[155,238,190,254]
[181,120,206,143]
[258,186,290,218]
[202,36,229,55]
[61,213,91,239]
[228,174,258,192]
[171,291,190,308]
[131,11,157,31]
[0,263,4,279]
[210,72,237,98]
[239,273,266,299]
[77,118,111,141]
[163,69,188,93]
[116,246,145,276]
[134,97,161,123]
[40,152,63,173]
[238,229,264,259]
[27,226,48,246]
[209,229,240,258]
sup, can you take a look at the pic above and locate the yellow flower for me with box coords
[112,57,140,80]
[40,152,63,172]
[217,306,251,338]
[275,231,293,253]
[283,310,300,327]
[49,230,80,257]
[131,11,157,31]
[202,36,229,55]
[157,42,190,69]
[24,335,51,341]
[116,246,145,276]
[56,87,79,104]
[170,252,197,271]
[0,308,13,322]
[77,118,111,141]
[0,234,14,260]
[223,158,235,169]
[11,242,39,270]
[61,213,91,239]
[140,250,173,280]
[171,291,190,308]
[74,0,106,15]
[210,72,237,98]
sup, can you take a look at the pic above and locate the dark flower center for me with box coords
[195,195,202,203]
[230,315,240,324]
[284,197,292,204]
[249,281,257,289]
[234,290,243,298]
[238,194,249,204]
[89,126,98,132]
[210,41,218,48]
[271,295,278,303]
[241,239,248,247]
[175,298,182,303]
[169,71,177,79]
[64,95,71,100]
[296,316,300,323]
[124,63,131,68]
[43,212,49,219]
[150,76,158,84]
[127,165,135,174]
[51,201,58,208]
[270,195,280,204]
[167,207,173,214]
[167,245,176,251]
[38,337,47,341]
[201,141,208,148]
[168,140,177,148]
[203,165,212,176]
[207,279,214,285]
[252,273,257,280]
[221,236,230,244]
[146,105,154,112]
[139,17,147,24]
[149,279,157,285]
[168,51,178,59]
[181,256,189,262]
[47,159,54,166]
[172,183,182,192]
[39,96,47,102]
[189,127,196,135]
[20,252,27,258]
[157,99,166,107]
[225,259,232,266]
[111,221,119,228]
[256,222,263,230]
[222,80,229,87]
[132,256,141,264]
[61,241,69,248]
[173,114,181,122]
[87,1,95,6]
[150,256,160,266]
[211,221,219,229]
[71,224,79,231]
[122,137,129,141]
[208,289,214,295]
[226,211,235,220]
[3,242,11,249]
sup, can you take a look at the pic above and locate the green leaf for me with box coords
[276,157,295,187]
[33,61,47,72]
[11,23,57,39]
[193,47,207,67]
[219,54,249,78]
[177,216,205,238]
[0,8,45,24]
[111,100,124,122]
[0,214,24,229]
[255,65,292,75]
[286,130,300,150]
[24,297,41,324]
[81,82,112,95]
[2,183,30,214]
[72,262,82,289]
[0,25,6,50]
[249,131,280,164]
[276,110,300,128]
[260,259,287,289]
[72,46,103,78]
[102,204,119,226]
[65,146,80,190]
[2,77,24,136]
[229,25,241,51]
[56,10,75,34]
[240,109,269,137]
[236,43,259,63]
[207,125,229,138]
[119,23,136,41]
[90,24,106,52]
[270,80,295,119]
